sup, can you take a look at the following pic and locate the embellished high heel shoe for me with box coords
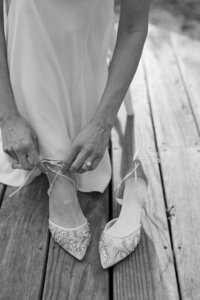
[98,150,148,269]
[9,159,91,260]
[48,219,91,261]
[45,160,91,261]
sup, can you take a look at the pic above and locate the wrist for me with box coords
[0,109,20,128]
[92,115,114,133]
[92,95,121,131]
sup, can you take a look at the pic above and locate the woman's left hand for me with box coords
[61,121,111,174]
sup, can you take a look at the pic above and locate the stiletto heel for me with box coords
[45,159,91,261]
[98,150,148,269]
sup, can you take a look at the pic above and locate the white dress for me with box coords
[0,0,115,193]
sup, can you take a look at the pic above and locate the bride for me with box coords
[0,0,151,268]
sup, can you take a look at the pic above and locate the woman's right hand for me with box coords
[1,114,48,173]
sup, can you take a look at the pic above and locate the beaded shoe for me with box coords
[45,159,91,261]
[9,158,92,260]
[98,150,148,269]
[48,219,91,260]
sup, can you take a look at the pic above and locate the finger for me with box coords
[79,159,93,172]
[78,163,93,173]
[77,168,86,174]
[17,153,34,170]
[10,149,18,161]
[77,152,100,173]
[88,157,100,171]
[31,132,40,152]
[12,161,23,169]
[4,148,17,160]
[70,150,91,173]
[61,146,80,173]
[27,147,48,174]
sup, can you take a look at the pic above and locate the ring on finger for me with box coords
[82,160,93,170]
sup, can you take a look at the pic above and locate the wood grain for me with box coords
[143,25,199,148]
[158,147,200,300]
[42,189,110,300]
[144,25,200,300]
[111,61,179,300]
[0,22,199,300]
[0,184,6,207]
[171,32,200,133]
[0,175,49,300]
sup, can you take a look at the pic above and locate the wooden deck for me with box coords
[1,24,200,300]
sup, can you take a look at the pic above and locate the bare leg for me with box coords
[46,164,86,228]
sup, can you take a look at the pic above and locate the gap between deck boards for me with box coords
[143,62,182,300]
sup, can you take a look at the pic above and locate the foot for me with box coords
[107,177,147,237]
[46,165,86,229]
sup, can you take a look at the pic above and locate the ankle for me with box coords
[49,200,86,228]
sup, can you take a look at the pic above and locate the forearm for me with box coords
[92,0,150,130]
[93,30,147,128]
[0,4,19,127]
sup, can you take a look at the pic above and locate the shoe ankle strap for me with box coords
[43,159,76,197]
[115,149,141,193]
[9,165,38,197]
[114,147,160,202]
[114,159,141,203]
[8,158,76,198]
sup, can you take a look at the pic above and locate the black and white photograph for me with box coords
[0,0,200,299]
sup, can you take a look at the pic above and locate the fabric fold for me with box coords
[0,0,114,193]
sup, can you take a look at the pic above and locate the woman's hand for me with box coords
[1,114,48,173]
[61,121,111,174]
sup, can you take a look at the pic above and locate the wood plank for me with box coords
[158,147,200,299]
[144,25,200,299]
[171,32,200,132]
[111,62,179,299]
[143,25,199,147]
[0,184,6,207]
[0,175,49,300]
[42,189,110,300]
